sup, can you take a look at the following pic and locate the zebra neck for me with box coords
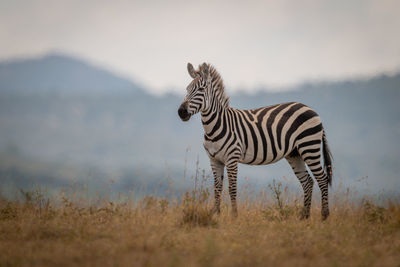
[201,105,229,140]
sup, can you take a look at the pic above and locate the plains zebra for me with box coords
[178,63,333,220]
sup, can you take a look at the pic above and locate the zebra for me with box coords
[178,63,333,220]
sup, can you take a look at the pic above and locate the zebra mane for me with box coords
[198,64,230,108]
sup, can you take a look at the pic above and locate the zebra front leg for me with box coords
[226,161,238,217]
[210,159,224,214]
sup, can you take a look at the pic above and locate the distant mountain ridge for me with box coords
[0,53,143,93]
[0,53,399,95]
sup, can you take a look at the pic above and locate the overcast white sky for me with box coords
[1,0,399,94]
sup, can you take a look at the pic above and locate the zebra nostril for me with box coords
[178,107,184,117]
[178,106,188,118]
[178,103,191,121]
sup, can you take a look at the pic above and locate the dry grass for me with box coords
[0,186,400,267]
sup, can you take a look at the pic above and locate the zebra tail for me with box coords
[322,130,333,186]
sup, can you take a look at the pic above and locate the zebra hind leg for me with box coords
[285,154,314,219]
[301,149,330,220]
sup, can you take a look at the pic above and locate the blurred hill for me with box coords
[0,53,143,93]
[0,53,399,198]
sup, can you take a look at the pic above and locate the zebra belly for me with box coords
[238,150,288,165]
[203,136,294,165]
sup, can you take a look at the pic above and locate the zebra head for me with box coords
[178,62,211,122]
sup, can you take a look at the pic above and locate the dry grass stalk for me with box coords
[0,186,399,266]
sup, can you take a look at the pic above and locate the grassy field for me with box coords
[0,184,399,267]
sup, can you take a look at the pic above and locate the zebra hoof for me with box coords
[321,209,330,220]
[211,207,220,215]
[231,209,238,218]
[299,209,310,220]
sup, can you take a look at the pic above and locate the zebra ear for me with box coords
[187,63,197,79]
[201,63,209,77]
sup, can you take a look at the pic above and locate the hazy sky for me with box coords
[1,0,399,94]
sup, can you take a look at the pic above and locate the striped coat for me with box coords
[178,63,332,220]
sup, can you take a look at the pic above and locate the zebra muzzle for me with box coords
[178,103,191,121]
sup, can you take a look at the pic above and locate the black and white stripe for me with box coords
[178,63,333,220]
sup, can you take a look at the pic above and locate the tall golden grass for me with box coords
[0,181,399,267]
